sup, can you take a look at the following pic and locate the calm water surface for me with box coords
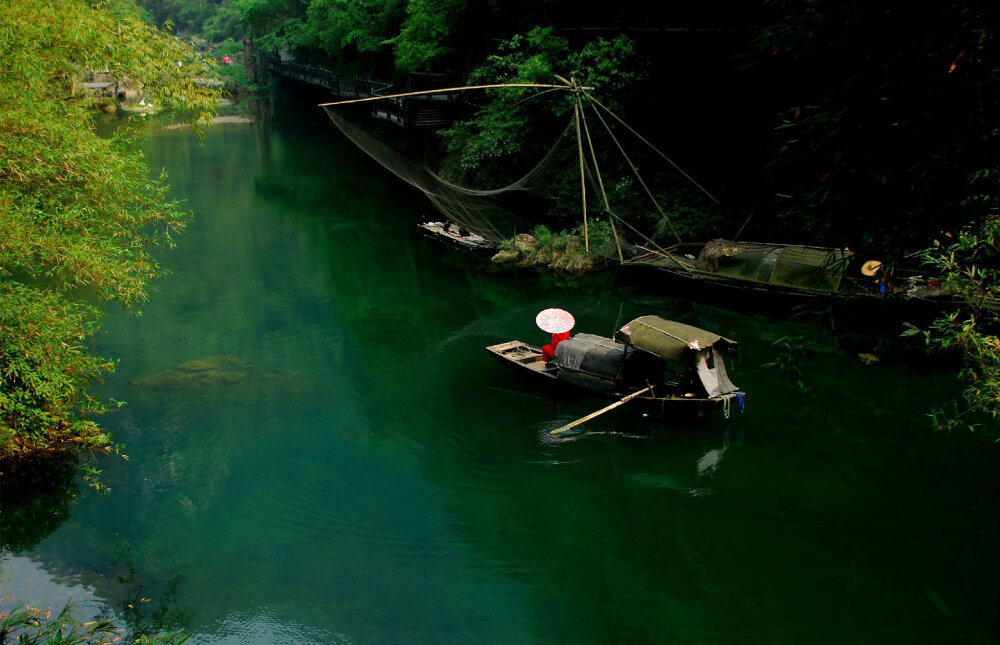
[2,106,998,644]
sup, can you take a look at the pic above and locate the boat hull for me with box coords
[485,340,729,418]
[617,256,978,330]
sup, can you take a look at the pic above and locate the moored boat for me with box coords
[418,220,495,254]
[623,238,985,312]
[486,315,744,418]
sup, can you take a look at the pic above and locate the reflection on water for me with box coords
[696,428,730,478]
[1,456,78,552]
[2,107,997,644]
[111,544,190,642]
[0,545,190,643]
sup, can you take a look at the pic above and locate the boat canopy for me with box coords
[552,318,740,398]
[615,315,739,397]
[614,316,736,363]
[695,239,852,293]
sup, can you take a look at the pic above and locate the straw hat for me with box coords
[861,260,883,277]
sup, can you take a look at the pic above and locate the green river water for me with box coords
[1,102,998,644]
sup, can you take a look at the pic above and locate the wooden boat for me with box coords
[623,238,983,311]
[417,220,495,254]
[486,315,744,418]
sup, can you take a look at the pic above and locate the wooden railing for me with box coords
[264,56,393,99]
[265,55,461,127]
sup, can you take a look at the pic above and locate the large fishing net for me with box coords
[321,84,711,253]
[323,106,581,242]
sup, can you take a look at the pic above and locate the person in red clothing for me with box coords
[542,331,570,362]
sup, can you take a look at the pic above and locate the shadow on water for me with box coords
[1,456,78,552]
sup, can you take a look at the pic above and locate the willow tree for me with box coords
[0,0,219,471]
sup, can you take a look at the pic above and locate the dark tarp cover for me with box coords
[695,239,852,293]
[553,333,625,379]
[614,316,736,363]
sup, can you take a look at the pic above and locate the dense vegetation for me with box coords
[0,0,219,475]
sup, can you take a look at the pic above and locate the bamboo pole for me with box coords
[577,93,623,263]
[318,82,578,107]
[549,385,655,434]
[573,88,589,252]
[582,96,684,245]
[581,90,719,205]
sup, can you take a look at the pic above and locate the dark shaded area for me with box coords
[0,454,78,552]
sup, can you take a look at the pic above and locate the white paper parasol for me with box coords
[535,308,575,334]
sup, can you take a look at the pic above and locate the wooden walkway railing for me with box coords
[264,55,459,127]
[264,55,394,99]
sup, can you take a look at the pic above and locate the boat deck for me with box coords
[486,340,555,373]
[418,221,495,253]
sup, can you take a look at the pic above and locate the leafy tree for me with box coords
[435,27,683,240]
[751,0,999,254]
[915,222,1000,435]
[440,28,645,173]
[237,0,312,56]
[306,0,404,56]
[392,0,467,70]
[94,0,155,22]
[906,169,1000,435]
[202,2,246,42]
[0,0,219,470]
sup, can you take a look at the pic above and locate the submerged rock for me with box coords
[131,354,301,389]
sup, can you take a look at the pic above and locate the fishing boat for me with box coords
[417,220,496,254]
[486,315,744,418]
[623,238,972,310]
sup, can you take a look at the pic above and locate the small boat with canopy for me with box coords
[623,238,993,312]
[486,315,744,418]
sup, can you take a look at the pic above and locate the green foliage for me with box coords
[762,336,811,395]
[752,0,1000,253]
[552,231,569,251]
[531,224,553,247]
[237,0,314,56]
[141,0,243,40]
[0,285,113,458]
[524,218,620,265]
[307,0,404,56]
[903,218,1000,436]
[581,217,618,259]
[0,0,219,465]
[392,0,466,70]
[92,0,154,22]
[217,58,251,89]
[0,601,189,645]
[201,2,245,42]
[218,37,242,57]
[438,28,644,192]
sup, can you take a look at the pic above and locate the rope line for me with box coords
[582,90,719,205]
[582,93,683,246]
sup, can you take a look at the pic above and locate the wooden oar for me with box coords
[549,385,655,435]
